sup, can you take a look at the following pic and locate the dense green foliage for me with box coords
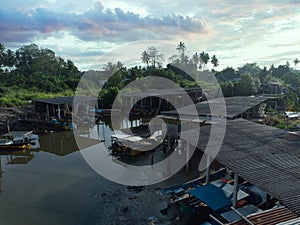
[0,43,82,106]
[216,62,300,110]
[1,42,299,111]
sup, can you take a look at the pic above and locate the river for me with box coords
[0,120,200,225]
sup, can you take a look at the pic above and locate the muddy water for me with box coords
[0,121,201,225]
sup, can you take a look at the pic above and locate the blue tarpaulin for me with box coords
[188,180,249,211]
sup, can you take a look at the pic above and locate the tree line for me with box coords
[0,43,82,105]
[1,42,299,110]
[140,42,219,71]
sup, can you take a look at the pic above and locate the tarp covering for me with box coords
[188,180,248,211]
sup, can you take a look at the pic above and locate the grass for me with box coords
[264,115,300,130]
[0,88,74,107]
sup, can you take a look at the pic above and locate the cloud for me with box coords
[0,3,208,44]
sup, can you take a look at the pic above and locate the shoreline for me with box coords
[0,104,62,134]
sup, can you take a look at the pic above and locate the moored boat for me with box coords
[0,131,33,150]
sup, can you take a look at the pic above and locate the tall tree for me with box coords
[211,55,219,68]
[148,46,163,68]
[0,43,5,68]
[141,50,151,68]
[5,49,16,71]
[192,52,199,65]
[200,51,210,70]
[176,41,186,62]
[294,58,299,67]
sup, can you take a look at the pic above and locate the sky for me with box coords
[1,0,300,71]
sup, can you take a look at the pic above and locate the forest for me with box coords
[0,42,300,111]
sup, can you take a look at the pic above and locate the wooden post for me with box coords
[206,154,210,184]
[233,173,238,208]
[46,104,49,119]
[57,105,61,120]
[97,123,100,141]
[102,123,105,142]
[185,142,190,178]
[0,157,3,193]
[6,119,10,133]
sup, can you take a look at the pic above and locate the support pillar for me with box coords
[57,105,61,120]
[0,158,3,193]
[46,104,50,119]
[86,104,89,116]
[167,135,171,153]
[206,154,210,184]
[185,142,190,177]
[97,123,100,141]
[233,173,238,208]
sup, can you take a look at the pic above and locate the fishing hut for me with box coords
[34,96,98,120]
[159,96,300,217]
[121,87,203,115]
[33,96,100,129]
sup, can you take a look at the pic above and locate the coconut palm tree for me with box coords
[199,51,210,70]
[141,50,151,68]
[211,55,219,68]
[294,58,299,67]
[176,41,186,62]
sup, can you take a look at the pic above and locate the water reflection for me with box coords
[0,115,163,195]
[0,149,36,194]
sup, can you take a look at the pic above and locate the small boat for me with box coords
[110,132,163,156]
[0,131,33,150]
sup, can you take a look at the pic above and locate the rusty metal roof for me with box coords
[227,207,298,225]
[183,119,300,215]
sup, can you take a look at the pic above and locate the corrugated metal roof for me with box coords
[281,195,300,216]
[183,119,300,215]
[121,88,201,98]
[34,96,97,105]
[227,207,298,225]
[162,96,274,119]
[277,218,300,225]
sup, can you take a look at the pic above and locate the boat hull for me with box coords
[0,143,31,150]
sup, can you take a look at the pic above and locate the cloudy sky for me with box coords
[1,0,300,71]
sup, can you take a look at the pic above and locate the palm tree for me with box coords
[192,52,199,65]
[294,58,299,67]
[211,55,219,68]
[141,50,151,68]
[176,41,186,61]
[200,51,210,70]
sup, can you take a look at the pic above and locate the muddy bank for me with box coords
[0,104,61,134]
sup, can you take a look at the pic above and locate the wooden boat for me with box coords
[110,132,163,156]
[0,131,33,150]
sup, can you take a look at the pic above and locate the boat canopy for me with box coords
[2,131,33,138]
